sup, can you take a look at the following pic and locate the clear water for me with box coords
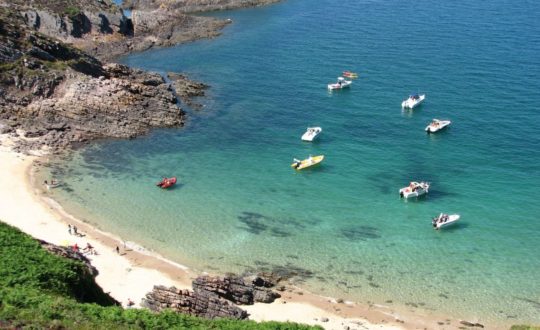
[41,0,540,325]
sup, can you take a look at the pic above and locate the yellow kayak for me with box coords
[291,155,325,170]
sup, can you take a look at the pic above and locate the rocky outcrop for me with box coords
[0,12,185,152]
[168,72,208,110]
[123,0,281,13]
[38,239,98,277]
[142,273,281,320]
[142,285,248,319]
[193,274,281,305]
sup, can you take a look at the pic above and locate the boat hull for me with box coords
[401,94,426,109]
[433,214,460,229]
[399,182,430,198]
[291,155,324,170]
[328,80,352,90]
[425,120,451,133]
[301,127,322,141]
[157,177,177,189]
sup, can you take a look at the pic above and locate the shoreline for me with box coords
[0,135,406,330]
[0,135,505,330]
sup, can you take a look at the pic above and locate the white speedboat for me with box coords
[44,180,61,190]
[425,119,451,133]
[399,181,430,198]
[432,213,460,230]
[301,127,322,141]
[328,77,352,90]
[401,94,425,109]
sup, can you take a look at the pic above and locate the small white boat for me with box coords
[432,213,460,230]
[328,77,352,90]
[301,127,322,141]
[44,179,61,190]
[399,181,430,198]
[401,94,425,109]
[425,119,451,133]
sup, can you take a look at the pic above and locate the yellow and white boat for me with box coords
[291,155,324,170]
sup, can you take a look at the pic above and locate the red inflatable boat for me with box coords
[156,177,177,189]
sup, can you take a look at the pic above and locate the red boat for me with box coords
[156,177,177,189]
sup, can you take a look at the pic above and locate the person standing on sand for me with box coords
[116,246,120,254]
[73,226,78,236]
[68,224,72,235]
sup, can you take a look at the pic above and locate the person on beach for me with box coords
[116,246,120,254]
[83,243,94,254]
[72,243,79,252]
[68,224,72,235]
[73,226,78,236]
[127,298,135,307]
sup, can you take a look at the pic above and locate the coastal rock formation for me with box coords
[168,72,208,109]
[1,0,280,152]
[123,0,281,13]
[142,285,249,319]
[142,273,281,319]
[0,9,185,151]
[193,274,281,304]
[38,239,98,277]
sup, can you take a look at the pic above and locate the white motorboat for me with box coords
[401,94,425,109]
[44,179,61,190]
[399,181,430,198]
[301,127,322,141]
[328,77,352,90]
[432,213,460,230]
[425,119,451,133]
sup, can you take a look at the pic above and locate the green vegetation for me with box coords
[64,6,82,17]
[510,326,540,330]
[0,222,320,329]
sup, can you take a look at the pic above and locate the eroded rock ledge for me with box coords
[142,273,282,319]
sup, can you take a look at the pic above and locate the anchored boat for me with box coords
[291,155,324,170]
[432,213,460,230]
[399,181,430,198]
[425,119,451,133]
[157,177,177,189]
[328,77,352,90]
[342,71,358,79]
[401,94,425,109]
[301,127,322,141]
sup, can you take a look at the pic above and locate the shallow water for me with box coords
[40,0,540,325]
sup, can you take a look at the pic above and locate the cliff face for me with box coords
[0,6,184,151]
[123,0,282,13]
[0,0,280,151]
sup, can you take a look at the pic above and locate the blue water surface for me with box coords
[42,0,540,325]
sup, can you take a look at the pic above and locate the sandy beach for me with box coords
[0,133,470,330]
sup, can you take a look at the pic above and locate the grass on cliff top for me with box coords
[0,222,321,329]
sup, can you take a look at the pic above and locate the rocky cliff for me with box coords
[0,0,280,151]
[0,8,187,151]
[123,0,281,13]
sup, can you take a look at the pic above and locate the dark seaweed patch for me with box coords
[270,228,291,237]
[237,211,299,237]
[237,212,268,234]
[344,270,364,275]
[340,225,381,241]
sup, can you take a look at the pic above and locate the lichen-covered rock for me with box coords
[192,274,281,305]
[141,285,248,320]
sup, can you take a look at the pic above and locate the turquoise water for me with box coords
[41,0,540,325]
